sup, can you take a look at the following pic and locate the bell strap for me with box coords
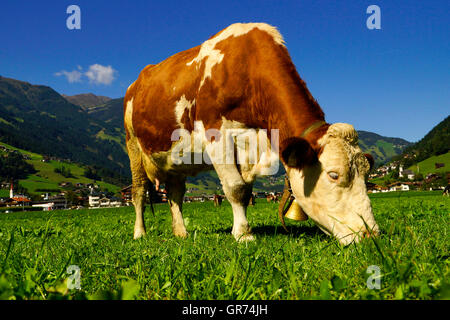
[278,177,294,232]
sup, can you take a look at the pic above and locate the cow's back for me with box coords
[124,45,203,155]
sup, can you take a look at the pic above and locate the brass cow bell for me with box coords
[284,199,308,221]
[278,177,309,232]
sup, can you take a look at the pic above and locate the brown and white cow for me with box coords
[124,22,380,245]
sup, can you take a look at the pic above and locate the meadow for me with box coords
[0,191,448,300]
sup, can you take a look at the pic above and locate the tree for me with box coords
[54,165,75,178]
[0,153,36,180]
[65,190,81,206]
[391,168,399,179]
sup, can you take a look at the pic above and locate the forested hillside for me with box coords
[393,115,449,169]
[0,76,130,183]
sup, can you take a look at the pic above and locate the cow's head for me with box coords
[281,123,379,245]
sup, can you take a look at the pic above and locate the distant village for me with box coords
[0,180,286,212]
[0,181,121,211]
[366,160,448,193]
[1,144,448,212]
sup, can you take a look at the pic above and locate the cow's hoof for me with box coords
[133,228,146,239]
[174,229,189,239]
[234,233,255,242]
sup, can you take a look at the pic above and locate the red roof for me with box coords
[12,197,31,202]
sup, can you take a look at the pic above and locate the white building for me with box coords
[389,183,410,192]
[89,195,100,207]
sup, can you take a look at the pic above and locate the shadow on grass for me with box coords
[216,224,326,239]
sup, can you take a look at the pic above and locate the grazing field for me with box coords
[0,191,448,300]
[408,152,450,175]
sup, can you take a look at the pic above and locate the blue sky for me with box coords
[0,0,448,142]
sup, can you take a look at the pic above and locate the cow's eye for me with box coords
[328,172,339,180]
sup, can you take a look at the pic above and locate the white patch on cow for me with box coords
[174,95,195,128]
[125,98,135,136]
[252,129,279,176]
[187,23,285,90]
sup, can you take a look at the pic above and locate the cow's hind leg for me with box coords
[132,176,149,239]
[166,176,188,238]
[127,140,149,239]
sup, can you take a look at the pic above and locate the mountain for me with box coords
[357,131,411,165]
[0,76,130,184]
[402,116,449,163]
[82,98,126,152]
[85,98,124,130]
[396,115,449,171]
[62,93,112,109]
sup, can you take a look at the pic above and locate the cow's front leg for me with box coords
[213,163,254,241]
[166,176,188,238]
[230,190,254,242]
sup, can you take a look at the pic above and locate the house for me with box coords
[404,170,415,180]
[88,195,100,207]
[399,165,415,180]
[1,181,10,189]
[59,182,72,188]
[121,185,167,204]
[99,197,111,207]
[32,194,67,211]
[366,182,388,193]
[121,185,132,204]
[435,163,445,169]
[32,202,56,211]
[109,197,122,207]
[388,182,410,192]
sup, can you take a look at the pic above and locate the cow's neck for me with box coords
[265,85,327,150]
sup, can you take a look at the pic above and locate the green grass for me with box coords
[408,152,450,175]
[0,192,448,300]
[0,189,10,198]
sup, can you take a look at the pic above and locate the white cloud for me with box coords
[55,64,117,85]
[85,64,116,85]
[54,70,83,83]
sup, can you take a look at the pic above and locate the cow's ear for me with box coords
[281,137,317,169]
[364,153,374,170]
